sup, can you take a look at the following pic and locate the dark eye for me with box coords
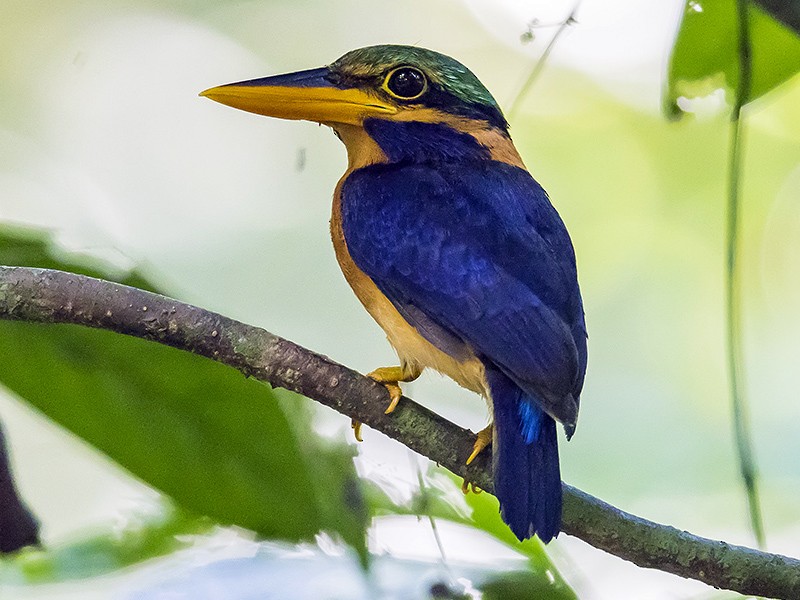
[384,67,427,100]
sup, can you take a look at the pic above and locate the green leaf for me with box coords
[665,0,800,118]
[480,569,575,600]
[274,391,369,566]
[460,480,574,597]
[367,467,576,598]
[5,504,212,583]
[0,224,367,564]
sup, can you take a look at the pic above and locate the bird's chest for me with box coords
[330,178,486,396]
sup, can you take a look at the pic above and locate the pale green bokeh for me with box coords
[1,1,799,598]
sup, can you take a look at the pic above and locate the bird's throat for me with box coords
[362,118,491,164]
[334,124,388,171]
[335,118,524,171]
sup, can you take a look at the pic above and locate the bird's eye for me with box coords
[383,67,428,100]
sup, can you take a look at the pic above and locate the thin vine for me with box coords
[726,0,765,548]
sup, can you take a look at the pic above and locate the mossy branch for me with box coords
[0,266,798,598]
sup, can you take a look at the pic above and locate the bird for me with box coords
[201,45,587,543]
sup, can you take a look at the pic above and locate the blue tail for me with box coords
[486,367,562,542]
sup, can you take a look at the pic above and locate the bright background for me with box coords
[1,0,799,598]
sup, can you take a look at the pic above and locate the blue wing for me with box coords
[341,160,587,427]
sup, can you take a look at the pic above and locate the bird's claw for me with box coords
[461,426,492,493]
[367,365,420,415]
[466,424,493,465]
[351,419,363,442]
[461,480,483,495]
[349,365,421,442]
[383,383,403,414]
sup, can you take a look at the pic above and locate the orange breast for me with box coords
[330,175,486,396]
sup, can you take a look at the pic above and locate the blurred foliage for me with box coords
[666,0,800,117]
[0,420,39,553]
[3,505,211,584]
[0,0,799,597]
[665,0,800,547]
[365,467,575,597]
[480,570,573,600]
[0,224,368,564]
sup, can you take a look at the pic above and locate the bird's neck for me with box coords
[333,117,526,171]
[362,118,491,164]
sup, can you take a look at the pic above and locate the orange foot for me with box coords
[461,480,483,495]
[351,364,421,442]
[462,424,493,494]
[466,424,493,464]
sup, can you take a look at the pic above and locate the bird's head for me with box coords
[201,45,509,138]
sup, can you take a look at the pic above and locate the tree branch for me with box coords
[0,266,798,598]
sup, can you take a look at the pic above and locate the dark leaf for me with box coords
[0,421,39,553]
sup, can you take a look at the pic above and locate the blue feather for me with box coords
[487,366,561,542]
[517,399,542,444]
[363,119,489,163]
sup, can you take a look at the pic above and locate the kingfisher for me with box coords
[201,45,587,543]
